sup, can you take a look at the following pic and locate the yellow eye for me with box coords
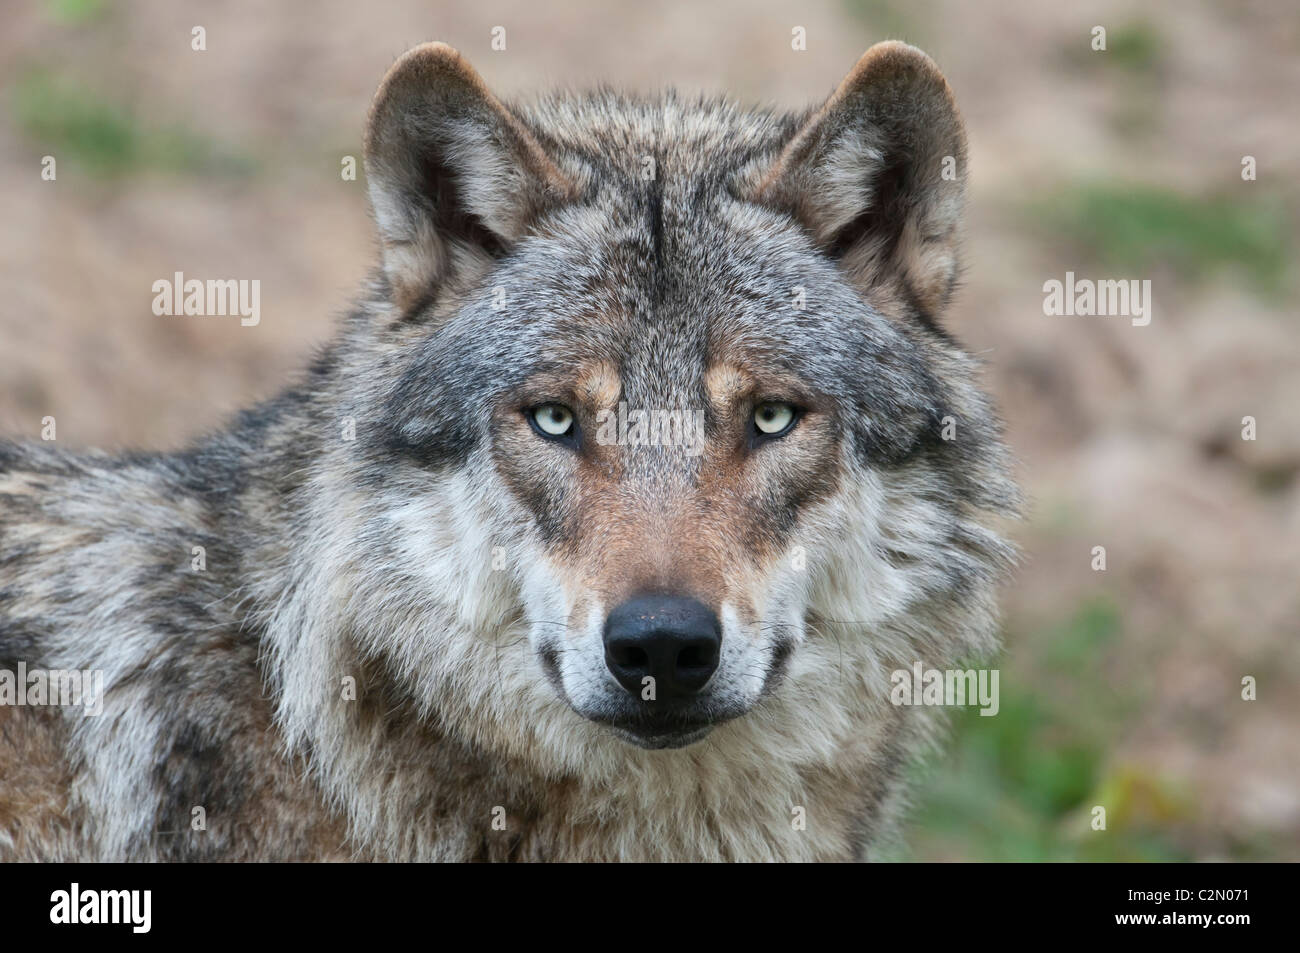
[753,401,796,436]
[531,404,574,437]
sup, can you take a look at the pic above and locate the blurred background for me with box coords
[1,0,1296,860]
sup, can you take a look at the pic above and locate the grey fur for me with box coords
[0,42,1016,862]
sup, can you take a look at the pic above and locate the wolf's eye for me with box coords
[753,401,797,437]
[530,404,575,438]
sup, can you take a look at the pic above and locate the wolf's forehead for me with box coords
[505,231,864,393]
[467,96,921,404]
[487,219,869,409]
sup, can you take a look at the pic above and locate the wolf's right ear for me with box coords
[364,43,578,313]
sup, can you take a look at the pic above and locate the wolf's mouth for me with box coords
[539,639,767,749]
[606,723,715,750]
[584,700,747,749]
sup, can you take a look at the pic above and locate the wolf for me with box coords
[0,41,1017,861]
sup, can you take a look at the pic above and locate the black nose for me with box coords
[603,595,721,699]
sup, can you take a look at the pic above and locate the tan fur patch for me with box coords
[576,361,622,410]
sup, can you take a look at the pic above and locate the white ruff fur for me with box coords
[251,441,1008,861]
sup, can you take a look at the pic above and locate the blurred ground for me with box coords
[1,0,1296,860]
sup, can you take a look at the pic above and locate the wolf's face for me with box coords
[357,44,1014,750]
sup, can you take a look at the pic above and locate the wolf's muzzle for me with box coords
[603,594,721,699]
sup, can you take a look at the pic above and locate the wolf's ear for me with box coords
[364,42,577,312]
[751,41,967,323]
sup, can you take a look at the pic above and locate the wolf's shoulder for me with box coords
[0,439,251,668]
[0,440,215,538]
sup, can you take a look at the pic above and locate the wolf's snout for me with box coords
[603,595,721,698]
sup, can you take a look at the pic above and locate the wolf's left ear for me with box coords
[750,41,967,323]
[364,42,578,312]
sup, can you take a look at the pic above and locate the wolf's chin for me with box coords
[607,724,715,750]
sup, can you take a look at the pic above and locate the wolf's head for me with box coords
[316,42,1015,758]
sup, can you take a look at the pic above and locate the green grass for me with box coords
[11,71,257,179]
[1027,183,1292,298]
[894,599,1207,861]
[1064,20,1164,75]
[45,0,105,24]
[841,0,928,43]
[1105,22,1163,73]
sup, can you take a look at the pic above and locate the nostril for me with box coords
[676,643,714,672]
[610,644,649,672]
[672,639,718,693]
